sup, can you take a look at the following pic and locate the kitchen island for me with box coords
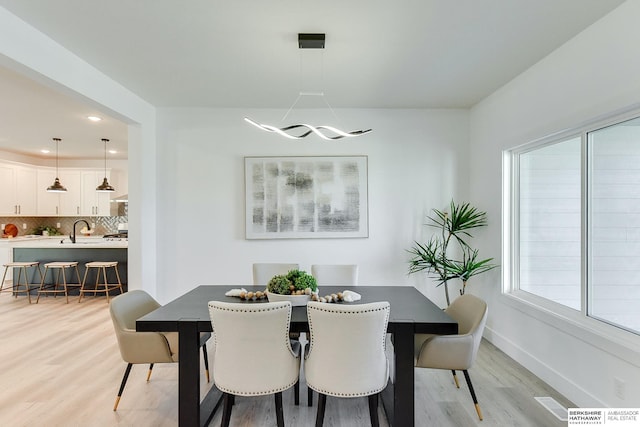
[4,236,128,292]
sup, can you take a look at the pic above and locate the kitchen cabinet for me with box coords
[0,162,37,216]
[81,170,111,216]
[37,168,60,215]
[36,168,82,216]
[58,170,82,215]
[3,161,113,217]
[16,167,37,215]
[0,163,15,215]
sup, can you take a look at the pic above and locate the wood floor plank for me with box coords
[0,293,573,426]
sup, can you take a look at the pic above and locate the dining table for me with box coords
[136,285,457,427]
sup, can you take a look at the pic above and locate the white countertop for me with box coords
[0,235,127,249]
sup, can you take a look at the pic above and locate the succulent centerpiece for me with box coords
[265,269,318,306]
[268,269,318,295]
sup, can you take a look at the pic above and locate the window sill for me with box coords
[502,291,640,368]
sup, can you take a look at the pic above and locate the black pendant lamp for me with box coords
[244,33,372,140]
[96,138,115,192]
[46,137,67,192]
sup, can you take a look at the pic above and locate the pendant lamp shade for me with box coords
[96,138,115,192]
[46,138,67,192]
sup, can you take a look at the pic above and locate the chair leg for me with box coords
[308,386,313,406]
[294,379,299,405]
[36,266,48,303]
[315,393,327,427]
[78,266,90,303]
[368,394,380,427]
[146,363,154,382]
[462,370,483,421]
[221,393,233,427]
[0,265,8,294]
[201,344,210,383]
[61,267,70,303]
[274,392,285,427]
[451,370,460,388]
[113,363,133,411]
[114,265,124,296]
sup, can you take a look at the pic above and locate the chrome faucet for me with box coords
[70,219,91,243]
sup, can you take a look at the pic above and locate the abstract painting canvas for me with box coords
[245,156,368,239]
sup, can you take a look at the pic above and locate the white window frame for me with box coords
[502,106,640,364]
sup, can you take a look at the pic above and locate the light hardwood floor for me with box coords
[0,292,573,426]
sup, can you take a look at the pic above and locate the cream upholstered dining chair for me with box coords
[252,263,299,285]
[305,301,390,427]
[208,301,301,427]
[310,264,358,285]
[306,264,359,406]
[414,293,488,420]
[109,290,211,411]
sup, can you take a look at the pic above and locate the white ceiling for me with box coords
[0,65,129,160]
[0,0,626,158]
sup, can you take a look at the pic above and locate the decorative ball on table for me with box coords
[238,290,267,300]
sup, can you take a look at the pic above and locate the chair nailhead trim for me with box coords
[308,385,385,398]
[217,379,298,397]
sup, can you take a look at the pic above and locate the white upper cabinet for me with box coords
[2,161,114,217]
[0,162,36,216]
[81,170,111,216]
[37,168,60,215]
[15,166,37,215]
[37,168,83,216]
[0,163,16,215]
[58,170,82,216]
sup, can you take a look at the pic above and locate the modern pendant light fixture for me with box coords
[46,137,67,192]
[96,138,115,192]
[244,33,371,140]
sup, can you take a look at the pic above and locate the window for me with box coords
[518,137,581,310]
[509,114,640,335]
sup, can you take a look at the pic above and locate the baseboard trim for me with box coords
[484,325,606,408]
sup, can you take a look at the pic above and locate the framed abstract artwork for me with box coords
[245,156,368,239]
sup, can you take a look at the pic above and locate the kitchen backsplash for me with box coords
[1,205,128,236]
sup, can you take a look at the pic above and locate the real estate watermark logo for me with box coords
[568,409,640,426]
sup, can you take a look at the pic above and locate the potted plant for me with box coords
[266,269,318,306]
[31,225,62,236]
[408,200,497,306]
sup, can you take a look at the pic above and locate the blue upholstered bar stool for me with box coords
[36,261,82,304]
[79,261,124,303]
[0,261,43,304]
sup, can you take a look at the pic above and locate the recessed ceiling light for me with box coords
[108,150,117,154]
[87,116,102,122]
[41,149,50,154]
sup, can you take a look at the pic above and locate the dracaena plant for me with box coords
[408,200,497,306]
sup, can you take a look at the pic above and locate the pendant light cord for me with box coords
[54,137,61,177]
[103,138,107,176]
[282,49,339,123]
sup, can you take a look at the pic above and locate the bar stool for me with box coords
[79,261,124,303]
[36,261,82,304]
[0,261,43,304]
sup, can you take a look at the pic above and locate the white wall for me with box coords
[155,107,470,304]
[470,0,640,408]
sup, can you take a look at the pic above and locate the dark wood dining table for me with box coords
[136,285,457,427]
